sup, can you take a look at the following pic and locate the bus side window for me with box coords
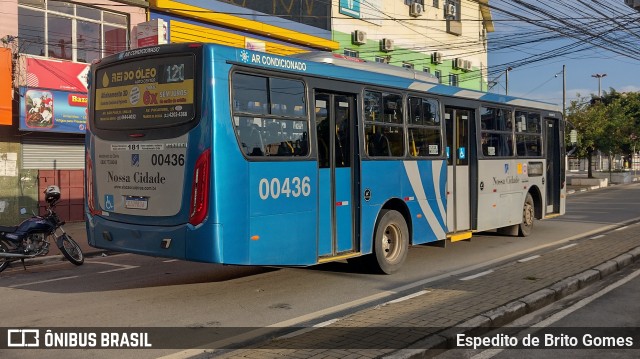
[237,117,264,156]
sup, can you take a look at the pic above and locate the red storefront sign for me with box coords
[26,57,89,92]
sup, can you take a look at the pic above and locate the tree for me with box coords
[597,97,629,179]
[566,95,605,178]
[567,90,640,178]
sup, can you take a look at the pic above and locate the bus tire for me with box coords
[370,209,409,274]
[519,193,534,237]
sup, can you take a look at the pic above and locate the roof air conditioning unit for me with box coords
[445,3,456,17]
[381,38,394,52]
[353,30,367,45]
[410,2,424,17]
[431,52,443,64]
[453,58,464,69]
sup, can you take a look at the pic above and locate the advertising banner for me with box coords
[19,87,87,134]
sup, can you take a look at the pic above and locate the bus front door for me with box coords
[445,107,473,235]
[315,92,357,259]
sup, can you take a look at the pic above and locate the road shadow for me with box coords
[0,254,278,293]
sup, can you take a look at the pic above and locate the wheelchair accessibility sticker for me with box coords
[104,194,114,211]
[458,147,466,160]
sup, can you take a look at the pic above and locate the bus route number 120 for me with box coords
[258,177,311,200]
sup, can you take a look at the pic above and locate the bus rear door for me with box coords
[545,117,563,215]
[445,107,475,236]
[315,92,358,259]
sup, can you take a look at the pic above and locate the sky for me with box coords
[486,0,640,107]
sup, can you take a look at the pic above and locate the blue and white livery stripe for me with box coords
[403,161,447,239]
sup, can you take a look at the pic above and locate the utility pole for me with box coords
[592,73,607,98]
[562,64,566,117]
[505,67,512,96]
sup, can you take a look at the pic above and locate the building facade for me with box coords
[0,0,146,224]
[0,0,492,225]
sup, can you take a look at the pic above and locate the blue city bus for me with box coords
[85,43,565,274]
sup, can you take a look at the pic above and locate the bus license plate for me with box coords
[125,196,148,210]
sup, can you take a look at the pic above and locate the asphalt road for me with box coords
[1,183,640,359]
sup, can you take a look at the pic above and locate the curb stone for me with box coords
[383,245,640,359]
[593,260,619,278]
[574,269,601,288]
[518,288,557,312]
[548,278,579,300]
[629,247,640,260]
[613,253,633,269]
[481,301,528,328]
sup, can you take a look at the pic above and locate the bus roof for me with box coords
[290,50,561,113]
[292,52,440,84]
[96,43,562,114]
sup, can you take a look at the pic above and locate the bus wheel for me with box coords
[371,209,409,274]
[519,193,534,237]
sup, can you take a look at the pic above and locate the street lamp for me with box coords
[555,65,566,116]
[591,73,607,98]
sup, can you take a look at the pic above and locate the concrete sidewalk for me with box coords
[207,219,640,358]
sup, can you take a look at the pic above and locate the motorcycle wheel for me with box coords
[58,234,84,266]
[0,241,9,273]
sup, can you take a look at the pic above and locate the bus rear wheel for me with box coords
[518,193,534,237]
[370,209,409,274]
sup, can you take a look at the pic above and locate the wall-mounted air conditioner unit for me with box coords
[445,3,456,17]
[463,60,472,72]
[431,52,443,64]
[353,30,367,45]
[381,38,394,52]
[410,2,424,17]
[453,58,464,69]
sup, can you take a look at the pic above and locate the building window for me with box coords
[405,0,424,5]
[449,73,459,86]
[423,67,431,74]
[18,0,129,63]
[433,0,439,7]
[434,70,442,83]
[402,62,414,69]
[344,49,359,58]
[227,0,330,31]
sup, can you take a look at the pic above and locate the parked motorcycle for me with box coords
[0,185,84,273]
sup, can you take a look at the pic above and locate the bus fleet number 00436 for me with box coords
[258,177,311,200]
